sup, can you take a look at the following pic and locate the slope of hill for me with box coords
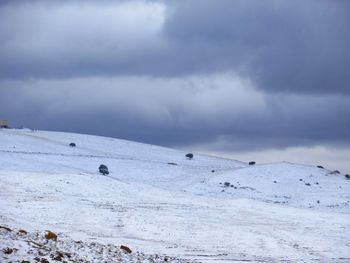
[1,129,350,262]
[189,162,350,213]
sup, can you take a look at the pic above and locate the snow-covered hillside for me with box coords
[1,129,350,262]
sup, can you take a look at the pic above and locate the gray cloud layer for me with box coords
[1,75,349,150]
[1,0,349,94]
[164,0,350,94]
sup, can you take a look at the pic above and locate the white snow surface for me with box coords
[1,129,350,262]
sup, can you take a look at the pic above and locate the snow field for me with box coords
[1,129,350,262]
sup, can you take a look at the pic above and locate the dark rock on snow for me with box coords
[185,153,194,159]
[99,164,109,175]
[120,245,132,254]
[45,231,57,241]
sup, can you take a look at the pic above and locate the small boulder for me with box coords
[45,231,57,241]
[345,174,350,179]
[120,245,132,254]
[69,143,76,147]
[249,161,256,165]
[185,153,194,159]
[224,182,230,187]
[18,229,27,235]
[317,165,324,169]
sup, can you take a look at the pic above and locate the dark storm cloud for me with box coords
[1,76,349,151]
[1,0,349,94]
[163,0,350,94]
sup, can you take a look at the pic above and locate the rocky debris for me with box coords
[47,252,71,261]
[3,247,13,254]
[224,182,230,187]
[45,231,57,241]
[51,251,65,261]
[1,227,191,263]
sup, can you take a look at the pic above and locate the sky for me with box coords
[1,0,350,172]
